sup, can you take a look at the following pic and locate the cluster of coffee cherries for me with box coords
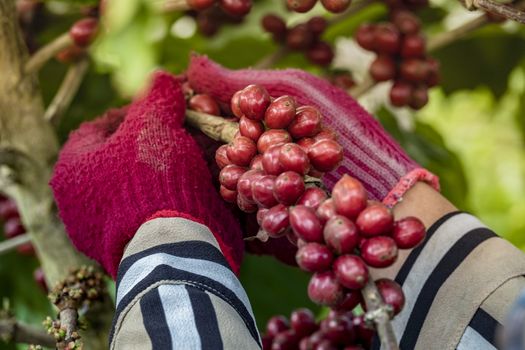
[384,0,428,11]
[186,0,251,37]
[0,195,47,292]
[214,84,343,219]
[355,11,439,109]
[262,15,334,67]
[327,71,355,90]
[286,0,352,13]
[56,16,99,64]
[262,307,376,350]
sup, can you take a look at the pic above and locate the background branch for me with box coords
[0,318,55,348]
[0,234,31,256]
[24,32,72,75]
[461,0,525,23]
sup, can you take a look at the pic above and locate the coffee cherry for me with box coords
[356,203,394,237]
[335,290,362,311]
[409,85,429,110]
[265,96,297,129]
[401,34,425,58]
[355,24,376,51]
[291,309,318,337]
[332,175,367,219]
[239,84,271,120]
[389,81,412,107]
[426,58,440,87]
[333,255,369,289]
[307,17,328,36]
[286,24,315,51]
[331,73,355,90]
[308,271,344,306]
[392,216,425,249]
[220,185,238,203]
[267,315,290,337]
[320,0,351,13]
[324,215,359,255]
[56,45,86,63]
[320,314,355,345]
[370,55,397,82]
[4,217,25,238]
[313,129,337,142]
[187,0,215,10]
[219,0,252,16]
[250,155,264,171]
[257,208,269,226]
[391,10,421,35]
[352,315,374,347]
[219,165,246,191]
[0,199,19,220]
[262,204,290,237]
[237,169,264,201]
[33,267,48,293]
[297,188,328,210]
[237,193,258,213]
[307,139,343,172]
[231,90,244,118]
[196,13,219,37]
[306,42,334,66]
[287,0,317,13]
[189,94,221,115]
[374,24,401,54]
[274,171,305,205]
[279,143,311,175]
[262,14,287,42]
[239,116,264,141]
[296,242,334,272]
[400,58,429,83]
[316,198,337,223]
[227,136,257,166]
[252,175,279,208]
[263,144,285,175]
[296,137,316,152]
[258,129,292,154]
[272,329,300,350]
[69,18,98,47]
[376,278,405,315]
[361,236,398,268]
[289,106,322,139]
[290,205,324,242]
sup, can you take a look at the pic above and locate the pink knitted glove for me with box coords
[187,56,439,206]
[50,71,244,278]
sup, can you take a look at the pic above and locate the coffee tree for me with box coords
[1,0,525,349]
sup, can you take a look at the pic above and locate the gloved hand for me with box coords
[186,55,439,206]
[50,71,244,278]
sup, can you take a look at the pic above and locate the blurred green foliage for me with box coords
[2,0,525,344]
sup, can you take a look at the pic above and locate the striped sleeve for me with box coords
[373,211,525,350]
[109,217,261,350]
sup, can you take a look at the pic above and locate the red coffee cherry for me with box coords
[230,90,244,118]
[274,171,305,205]
[262,144,285,175]
[291,308,318,337]
[355,24,376,51]
[220,185,238,203]
[288,106,322,139]
[189,94,221,115]
[335,290,362,311]
[252,175,279,208]
[286,24,315,50]
[391,10,421,35]
[370,55,397,82]
[308,271,344,306]
[297,187,328,210]
[296,137,316,153]
[4,217,25,238]
[320,0,351,13]
[361,236,398,268]
[187,0,215,10]
[265,96,297,129]
[316,198,337,223]
[237,193,258,213]
[308,139,343,172]
[272,329,300,350]
[426,58,440,87]
[266,315,290,337]
[237,169,264,201]
[250,155,264,171]
[353,315,375,347]
[290,205,324,242]
[69,18,98,47]
[279,143,311,175]
[374,23,401,54]
[323,215,359,255]
[313,129,337,142]
[307,16,328,36]
[262,204,290,237]
[262,14,287,42]
[376,278,405,315]
[306,42,334,66]
[296,242,334,272]
[332,175,367,219]
[333,255,369,289]
[400,58,429,83]
[320,313,355,345]
[409,85,429,110]
[356,203,394,237]
[401,34,426,58]
[389,81,412,107]
[238,84,271,120]
[258,129,292,154]
[287,0,317,13]
[239,116,264,141]
[392,216,426,249]
[0,198,19,220]
[219,0,252,16]
[227,136,257,166]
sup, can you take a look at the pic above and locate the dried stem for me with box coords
[44,58,90,126]
[461,0,525,23]
[24,32,72,75]
[160,0,190,12]
[186,109,238,142]
[59,308,78,348]
[362,278,399,350]
[0,234,31,255]
[0,318,55,348]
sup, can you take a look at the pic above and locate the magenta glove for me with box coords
[187,56,439,205]
[50,71,244,278]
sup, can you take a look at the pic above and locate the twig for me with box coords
[362,278,399,350]
[44,58,90,126]
[254,47,290,69]
[185,109,238,142]
[461,0,525,23]
[0,318,55,348]
[0,234,31,255]
[59,308,79,349]
[25,32,73,75]
[159,0,190,11]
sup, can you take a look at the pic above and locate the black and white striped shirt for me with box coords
[110,213,525,349]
